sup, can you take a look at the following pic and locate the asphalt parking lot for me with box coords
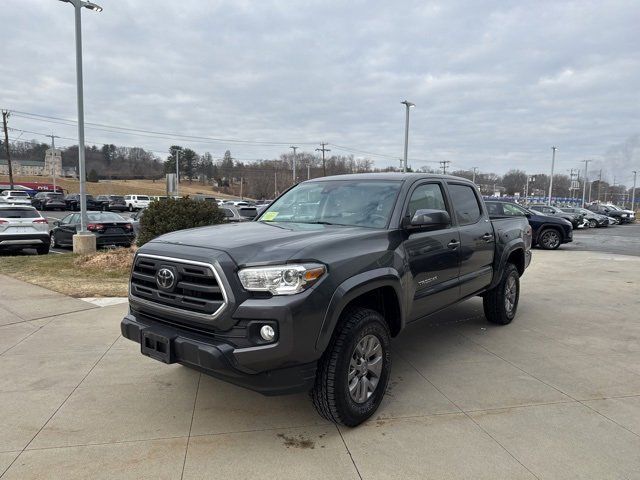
[1,226,639,479]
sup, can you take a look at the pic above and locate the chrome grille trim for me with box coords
[129,253,229,321]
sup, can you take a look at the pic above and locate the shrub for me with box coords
[87,169,99,182]
[136,197,226,246]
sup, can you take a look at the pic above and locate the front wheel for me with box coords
[311,307,391,427]
[483,263,520,325]
[538,228,561,250]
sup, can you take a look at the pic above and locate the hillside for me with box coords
[0,175,238,199]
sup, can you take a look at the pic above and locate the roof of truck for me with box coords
[305,173,468,182]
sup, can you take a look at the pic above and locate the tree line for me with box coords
[1,138,634,204]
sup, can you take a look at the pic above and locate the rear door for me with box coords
[403,181,461,321]
[447,182,494,297]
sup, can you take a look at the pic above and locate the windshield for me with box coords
[9,191,29,197]
[259,180,402,228]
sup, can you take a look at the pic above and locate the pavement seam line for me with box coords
[459,329,640,439]
[0,320,54,357]
[397,351,542,480]
[0,334,120,478]
[180,373,202,480]
[335,424,363,480]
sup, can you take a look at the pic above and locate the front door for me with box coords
[403,181,461,321]
[447,182,494,297]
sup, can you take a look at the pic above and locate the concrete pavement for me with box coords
[1,249,640,479]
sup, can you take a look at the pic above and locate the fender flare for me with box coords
[490,239,525,290]
[314,267,404,352]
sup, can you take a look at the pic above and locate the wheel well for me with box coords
[507,248,525,275]
[340,286,402,337]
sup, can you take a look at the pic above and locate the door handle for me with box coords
[447,239,460,249]
[482,233,494,242]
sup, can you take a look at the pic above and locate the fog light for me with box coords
[260,325,275,341]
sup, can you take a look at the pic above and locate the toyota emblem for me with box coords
[156,267,176,290]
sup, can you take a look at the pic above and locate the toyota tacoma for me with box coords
[122,174,532,426]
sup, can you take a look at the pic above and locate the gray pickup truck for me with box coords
[122,173,532,426]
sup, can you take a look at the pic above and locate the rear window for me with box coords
[110,196,125,201]
[9,191,29,197]
[87,212,125,222]
[238,207,257,218]
[137,196,150,200]
[47,193,64,199]
[0,208,39,218]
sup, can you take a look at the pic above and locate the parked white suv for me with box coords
[124,195,151,211]
[0,190,32,206]
[0,205,50,254]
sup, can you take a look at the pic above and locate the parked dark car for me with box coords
[64,193,103,211]
[121,173,532,426]
[31,192,66,211]
[560,207,608,228]
[587,203,635,224]
[50,211,135,248]
[528,204,583,228]
[94,195,128,212]
[486,200,573,250]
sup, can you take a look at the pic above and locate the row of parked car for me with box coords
[0,190,156,212]
[485,200,636,250]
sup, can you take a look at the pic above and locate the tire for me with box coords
[589,219,597,228]
[538,228,562,250]
[36,244,50,255]
[50,233,59,249]
[102,204,107,212]
[128,204,133,212]
[483,263,520,325]
[311,307,391,427]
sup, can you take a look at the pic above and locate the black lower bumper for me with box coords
[0,233,50,247]
[121,314,317,396]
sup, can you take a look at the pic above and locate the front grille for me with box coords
[130,254,227,318]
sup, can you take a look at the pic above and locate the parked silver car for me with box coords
[219,205,258,222]
[0,190,32,206]
[0,205,50,254]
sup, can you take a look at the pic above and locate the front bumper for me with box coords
[121,313,317,395]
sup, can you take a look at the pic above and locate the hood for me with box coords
[148,221,381,265]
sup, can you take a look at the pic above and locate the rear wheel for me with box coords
[311,307,391,427]
[538,228,561,250]
[483,263,520,325]
[50,233,60,249]
[128,204,134,212]
[589,219,597,228]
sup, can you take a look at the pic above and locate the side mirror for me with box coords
[408,209,451,229]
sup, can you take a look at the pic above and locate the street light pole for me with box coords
[60,0,102,253]
[632,170,637,213]
[400,100,414,173]
[548,146,557,205]
[581,159,591,207]
[471,167,478,184]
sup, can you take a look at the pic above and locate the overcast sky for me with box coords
[2,0,639,183]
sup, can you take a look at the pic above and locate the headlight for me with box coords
[238,263,326,295]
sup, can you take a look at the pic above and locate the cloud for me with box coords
[1,0,638,183]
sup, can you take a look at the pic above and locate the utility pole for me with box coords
[2,110,14,189]
[597,169,602,201]
[175,150,180,197]
[290,146,298,184]
[581,159,591,207]
[548,146,557,205]
[274,168,277,198]
[471,167,478,184]
[315,143,330,177]
[240,176,243,200]
[400,100,415,173]
[632,170,637,213]
[439,160,450,174]
[307,163,310,180]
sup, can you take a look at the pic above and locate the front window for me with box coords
[259,180,401,228]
